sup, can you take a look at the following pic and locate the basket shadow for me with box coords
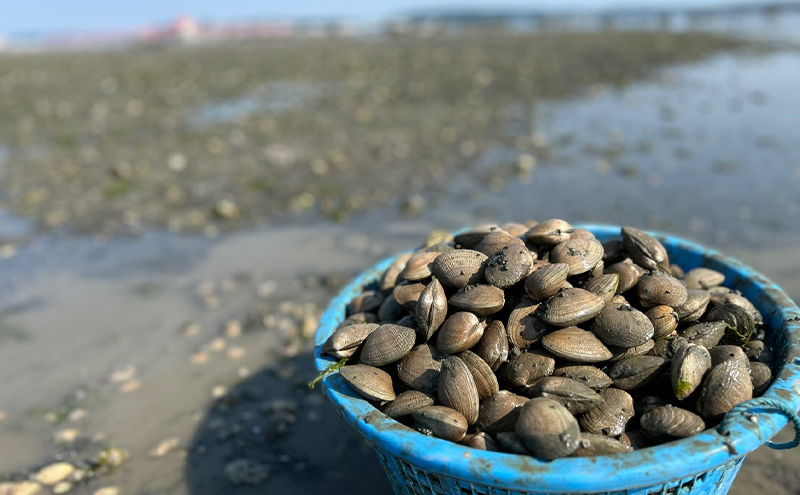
[184,351,393,494]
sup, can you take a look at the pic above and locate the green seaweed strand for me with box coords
[308,357,349,389]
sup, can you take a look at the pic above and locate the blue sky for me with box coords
[0,0,775,35]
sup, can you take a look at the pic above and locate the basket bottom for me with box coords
[373,448,745,495]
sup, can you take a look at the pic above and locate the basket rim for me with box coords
[314,224,800,492]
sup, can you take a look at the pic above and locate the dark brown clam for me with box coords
[339,364,396,402]
[641,406,706,439]
[681,321,726,349]
[459,350,500,400]
[412,406,468,442]
[430,250,487,290]
[550,238,604,276]
[449,285,505,316]
[516,398,580,459]
[684,268,725,290]
[461,431,499,451]
[472,320,509,371]
[392,281,426,310]
[542,288,605,327]
[636,271,688,308]
[397,344,443,393]
[608,340,655,362]
[744,340,764,360]
[611,294,630,305]
[377,293,407,322]
[474,231,526,257]
[750,362,772,395]
[359,324,416,367]
[602,239,626,264]
[649,336,688,359]
[705,304,755,346]
[380,253,413,291]
[454,224,501,249]
[608,356,669,391]
[621,226,669,271]
[383,390,435,418]
[396,314,417,329]
[347,290,385,315]
[709,345,749,368]
[501,351,556,389]
[567,227,596,240]
[476,390,529,433]
[553,365,613,391]
[579,388,635,437]
[506,298,550,349]
[526,376,604,414]
[697,360,753,421]
[322,323,380,359]
[591,303,654,349]
[439,356,480,425]
[336,311,378,329]
[524,219,573,245]
[676,290,710,322]
[605,260,644,293]
[399,251,439,281]
[570,433,633,457]
[670,264,685,279]
[709,292,763,326]
[501,222,530,237]
[524,263,570,301]
[671,342,711,400]
[496,432,529,454]
[646,305,679,339]
[619,429,656,450]
[415,278,448,341]
[485,244,534,289]
[436,312,484,355]
[541,327,613,363]
[582,273,619,303]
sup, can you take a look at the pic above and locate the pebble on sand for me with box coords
[149,437,181,458]
[34,463,75,486]
[92,487,120,495]
[182,323,200,337]
[211,386,228,399]
[107,365,137,383]
[226,347,246,360]
[54,428,81,444]
[223,320,242,339]
[214,200,241,220]
[52,482,71,494]
[119,379,141,394]
[0,481,42,495]
[207,338,227,352]
[190,352,210,365]
[67,409,87,422]
[0,410,7,421]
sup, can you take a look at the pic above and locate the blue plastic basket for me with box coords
[314,225,800,495]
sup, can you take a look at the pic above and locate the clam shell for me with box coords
[602,239,626,264]
[501,351,556,389]
[542,288,605,327]
[359,324,417,366]
[496,432,529,454]
[670,264,685,279]
[337,312,378,329]
[436,312,484,355]
[640,406,706,439]
[676,290,710,322]
[501,222,530,237]
[609,339,655,362]
[636,271,688,308]
[383,390,435,418]
[579,388,635,437]
[439,356,480,425]
[608,356,669,391]
[709,292,763,326]
[697,360,753,421]
[506,298,550,349]
[430,250,487,290]
[459,350,500,400]
[399,251,440,281]
[524,219,573,245]
[485,244,534,289]
[474,231,526,257]
[476,390,529,433]
[397,344,443,393]
[526,376,604,414]
[322,323,380,359]
[461,431,499,451]
[552,365,613,391]
[472,320,509,371]
[671,343,711,400]
[709,345,749,368]
[567,227,596,240]
[541,327,613,363]
[550,238,604,276]
[705,304,755,346]
[377,293,407,322]
[347,290,385,315]
[449,285,505,316]
[380,253,413,291]
[646,305,679,339]
[516,398,580,459]
[415,278,448,340]
[571,433,633,457]
[339,364,396,402]
[621,226,670,271]
[649,336,688,359]
[582,273,620,303]
[591,302,654,349]
[744,340,764,361]
[619,429,656,450]
[684,268,725,290]
[392,281,426,310]
[681,321,726,348]
[454,224,501,249]
[412,406,468,442]
[750,362,772,395]
[605,261,643,293]
[524,263,570,301]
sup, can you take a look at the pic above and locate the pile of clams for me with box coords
[322,221,773,459]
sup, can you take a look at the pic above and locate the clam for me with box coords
[347,290,385,315]
[506,298,550,349]
[496,432,529,454]
[649,336,688,359]
[550,238,604,276]
[397,344,443,393]
[377,293,407,322]
[605,260,643,293]
[524,219,573,245]
[412,406,468,442]
[501,351,556,389]
[472,320,509,371]
[516,398,580,459]
[705,304,755,346]
[670,264,685,279]
[684,268,725,290]
[621,226,669,271]
[636,271,688,308]
[640,406,706,439]
[525,376,604,414]
[430,250,487,289]
[608,356,669,391]
[591,303,654,348]
[681,321,726,348]
[454,224,501,249]
[322,323,380,359]
[485,244,534,289]
[567,227,596,240]
[541,327,613,363]
[459,350,500,400]
[579,388,635,437]
[619,429,656,450]
[542,288,605,327]
[392,281,426,310]
[750,362,772,395]
[438,356,480,425]
[609,340,655,361]
[501,222,530,237]
[436,312,484,355]
[339,365,396,402]
[697,360,753,421]
[645,305,679,339]
[676,290,710,322]
[449,285,505,316]
[571,433,633,457]
[399,251,439,281]
[338,312,379,329]
[474,231,526,257]
[476,390,529,433]
[671,343,711,400]
[360,324,416,366]
[383,390,435,418]
[380,253,413,291]
[415,278,448,340]
[582,273,619,303]
[709,292,763,326]
[524,263,569,301]
[744,340,764,361]
[461,431,499,451]
[552,365,613,391]
[709,345,749,368]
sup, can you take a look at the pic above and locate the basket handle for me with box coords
[717,397,800,450]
